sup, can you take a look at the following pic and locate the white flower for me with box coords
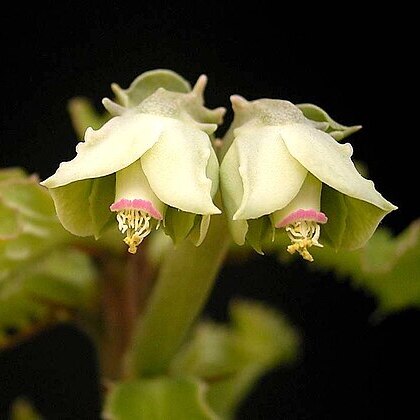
[41,72,224,253]
[220,95,397,261]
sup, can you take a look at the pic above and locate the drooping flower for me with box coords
[220,95,397,261]
[41,70,225,253]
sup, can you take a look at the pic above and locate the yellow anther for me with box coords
[285,220,323,262]
[116,209,152,254]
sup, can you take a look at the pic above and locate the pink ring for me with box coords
[110,198,163,220]
[276,208,327,228]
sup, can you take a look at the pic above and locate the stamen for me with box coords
[285,220,323,262]
[115,209,152,254]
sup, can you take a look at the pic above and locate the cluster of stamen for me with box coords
[285,220,323,262]
[115,209,152,254]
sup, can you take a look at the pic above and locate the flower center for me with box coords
[111,160,165,254]
[115,209,153,254]
[285,219,323,262]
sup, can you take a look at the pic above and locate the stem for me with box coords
[99,245,156,380]
[125,212,231,377]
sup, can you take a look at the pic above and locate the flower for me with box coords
[220,95,397,261]
[41,70,225,253]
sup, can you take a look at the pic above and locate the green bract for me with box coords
[220,95,397,261]
[41,70,225,253]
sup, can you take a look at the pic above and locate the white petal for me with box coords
[233,125,307,220]
[207,145,220,198]
[141,120,221,215]
[41,113,172,188]
[280,123,397,212]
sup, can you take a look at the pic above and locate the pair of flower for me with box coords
[41,70,396,261]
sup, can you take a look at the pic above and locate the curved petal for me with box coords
[48,175,115,238]
[344,195,391,249]
[322,185,390,250]
[219,138,248,245]
[41,113,171,188]
[49,179,95,236]
[233,125,307,220]
[280,123,397,212]
[141,120,220,215]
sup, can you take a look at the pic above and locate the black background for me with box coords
[0,2,418,419]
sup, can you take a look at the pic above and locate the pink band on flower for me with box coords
[110,198,163,220]
[276,208,328,228]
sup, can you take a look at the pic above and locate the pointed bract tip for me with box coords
[197,122,218,135]
[102,97,126,116]
[110,82,127,106]
[111,82,122,95]
[192,74,208,96]
[212,106,226,124]
[350,125,363,134]
[216,106,227,117]
[230,95,249,110]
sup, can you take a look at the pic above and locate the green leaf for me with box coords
[0,247,97,347]
[0,167,27,182]
[0,171,71,274]
[0,168,98,347]
[1,180,56,220]
[112,69,192,108]
[0,201,20,239]
[297,103,362,141]
[170,323,243,380]
[208,300,300,418]
[104,377,217,420]
[22,248,97,308]
[171,300,300,419]
[230,300,299,365]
